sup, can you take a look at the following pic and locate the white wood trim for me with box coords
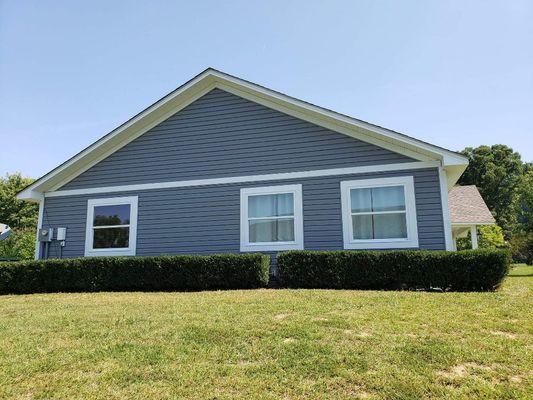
[451,222,495,227]
[84,196,138,257]
[438,167,454,250]
[240,184,304,252]
[34,200,44,260]
[44,161,440,198]
[470,225,478,249]
[340,176,419,249]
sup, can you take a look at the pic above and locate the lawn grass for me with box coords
[0,266,531,399]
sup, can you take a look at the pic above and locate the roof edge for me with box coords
[17,68,468,201]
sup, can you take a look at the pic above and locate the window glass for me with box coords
[93,227,130,248]
[373,213,407,239]
[352,213,407,240]
[249,218,295,242]
[371,186,405,212]
[93,204,131,226]
[350,188,372,213]
[248,193,294,218]
[352,214,373,239]
[247,192,295,243]
[350,185,408,240]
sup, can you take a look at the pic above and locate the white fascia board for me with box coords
[451,222,495,227]
[17,68,467,200]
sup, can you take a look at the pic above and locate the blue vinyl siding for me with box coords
[41,168,445,275]
[40,88,447,274]
[61,89,413,190]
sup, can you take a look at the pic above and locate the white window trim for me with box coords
[85,196,138,257]
[240,184,304,252]
[340,176,419,249]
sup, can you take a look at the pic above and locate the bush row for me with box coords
[277,249,510,292]
[0,249,511,294]
[0,253,270,294]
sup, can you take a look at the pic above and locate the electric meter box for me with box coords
[38,228,53,242]
[56,227,67,241]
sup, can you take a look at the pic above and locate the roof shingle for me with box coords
[448,185,495,225]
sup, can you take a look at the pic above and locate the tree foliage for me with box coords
[516,169,533,233]
[0,228,36,260]
[0,173,39,229]
[459,145,524,237]
[509,232,533,265]
[456,225,506,251]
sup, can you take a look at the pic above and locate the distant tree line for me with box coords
[458,145,532,263]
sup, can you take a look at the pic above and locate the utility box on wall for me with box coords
[56,227,67,241]
[38,228,53,242]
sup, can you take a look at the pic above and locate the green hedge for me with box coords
[278,250,510,292]
[0,253,270,294]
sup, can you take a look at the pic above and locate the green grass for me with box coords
[0,266,531,399]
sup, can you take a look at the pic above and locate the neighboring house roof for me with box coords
[17,68,468,202]
[448,185,495,225]
[0,223,12,241]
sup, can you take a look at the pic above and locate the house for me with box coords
[448,185,496,250]
[18,68,475,275]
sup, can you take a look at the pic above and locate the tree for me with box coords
[516,169,533,233]
[456,225,506,250]
[509,232,533,265]
[459,145,524,237]
[0,228,35,260]
[0,173,38,229]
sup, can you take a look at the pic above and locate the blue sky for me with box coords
[1,1,532,178]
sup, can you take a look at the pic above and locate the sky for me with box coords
[1,0,532,179]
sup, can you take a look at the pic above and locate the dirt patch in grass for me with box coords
[490,330,518,339]
[437,362,493,380]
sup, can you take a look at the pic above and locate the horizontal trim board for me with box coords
[451,222,495,226]
[45,161,439,198]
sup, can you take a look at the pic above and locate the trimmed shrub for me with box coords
[0,253,270,295]
[278,250,510,292]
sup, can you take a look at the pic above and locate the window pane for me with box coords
[352,214,373,239]
[350,188,372,213]
[373,213,407,239]
[248,193,294,218]
[94,204,131,226]
[249,218,295,242]
[372,186,405,212]
[93,227,130,248]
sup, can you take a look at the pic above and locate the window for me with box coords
[340,177,418,249]
[85,196,138,256]
[240,184,303,251]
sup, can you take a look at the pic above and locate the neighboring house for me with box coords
[448,185,496,250]
[18,68,474,275]
[0,223,11,241]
